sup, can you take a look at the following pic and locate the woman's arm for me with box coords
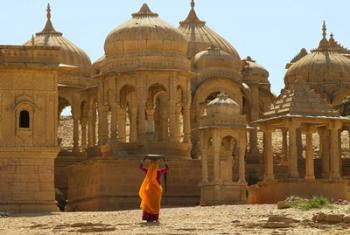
[158,163,168,174]
[139,159,147,173]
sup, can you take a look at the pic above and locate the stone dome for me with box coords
[285,50,350,85]
[207,92,240,115]
[242,56,269,84]
[178,1,241,59]
[24,5,91,75]
[104,4,188,57]
[193,46,241,72]
[285,23,350,85]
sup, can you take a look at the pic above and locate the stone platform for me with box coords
[66,158,201,211]
[248,179,350,203]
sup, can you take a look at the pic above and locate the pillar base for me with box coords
[304,176,315,180]
[200,182,247,206]
[0,201,58,213]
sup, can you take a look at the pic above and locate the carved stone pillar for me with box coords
[319,127,330,178]
[200,131,208,183]
[330,123,341,179]
[138,101,146,142]
[88,110,94,148]
[98,105,109,145]
[110,104,117,142]
[130,108,138,142]
[281,129,288,162]
[305,130,315,180]
[183,105,191,144]
[81,118,87,150]
[73,117,80,152]
[169,74,176,142]
[117,107,126,143]
[174,104,182,142]
[169,104,176,142]
[296,129,303,159]
[288,123,299,178]
[238,131,247,184]
[249,84,260,154]
[212,133,221,183]
[72,103,80,152]
[91,104,97,146]
[263,127,274,181]
[249,129,259,155]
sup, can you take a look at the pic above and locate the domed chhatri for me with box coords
[101,3,190,72]
[207,92,241,116]
[200,92,246,131]
[193,46,242,73]
[24,4,91,75]
[179,0,241,59]
[242,56,269,85]
[104,3,188,57]
[285,22,350,85]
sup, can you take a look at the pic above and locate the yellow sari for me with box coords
[139,162,163,215]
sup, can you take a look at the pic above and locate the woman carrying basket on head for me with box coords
[139,157,168,223]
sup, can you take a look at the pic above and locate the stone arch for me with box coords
[146,83,168,142]
[58,96,71,117]
[14,101,35,146]
[120,84,137,109]
[192,78,243,122]
[220,135,238,181]
[19,110,30,128]
[119,84,137,142]
[147,83,167,107]
[14,99,35,130]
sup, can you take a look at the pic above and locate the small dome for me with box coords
[207,92,240,115]
[242,56,269,84]
[24,5,91,75]
[104,4,188,57]
[178,1,240,59]
[193,46,241,72]
[285,22,350,85]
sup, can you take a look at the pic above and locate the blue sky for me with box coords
[1,0,349,95]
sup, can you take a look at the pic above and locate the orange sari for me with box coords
[139,162,163,215]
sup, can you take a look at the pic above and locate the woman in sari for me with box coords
[139,159,168,223]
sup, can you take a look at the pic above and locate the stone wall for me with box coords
[54,152,84,199]
[0,150,58,212]
[66,158,201,211]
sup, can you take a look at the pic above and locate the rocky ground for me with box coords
[1,205,350,234]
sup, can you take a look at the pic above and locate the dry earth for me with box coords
[1,205,350,234]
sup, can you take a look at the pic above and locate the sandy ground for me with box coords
[1,205,350,235]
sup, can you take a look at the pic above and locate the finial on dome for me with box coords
[36,3,62,35]
[314,21,329,51]
[31,35,35,46]
[47,3,51,21]
[322,21,327,39]
[132,3,159,18]
[180,0,205,26]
